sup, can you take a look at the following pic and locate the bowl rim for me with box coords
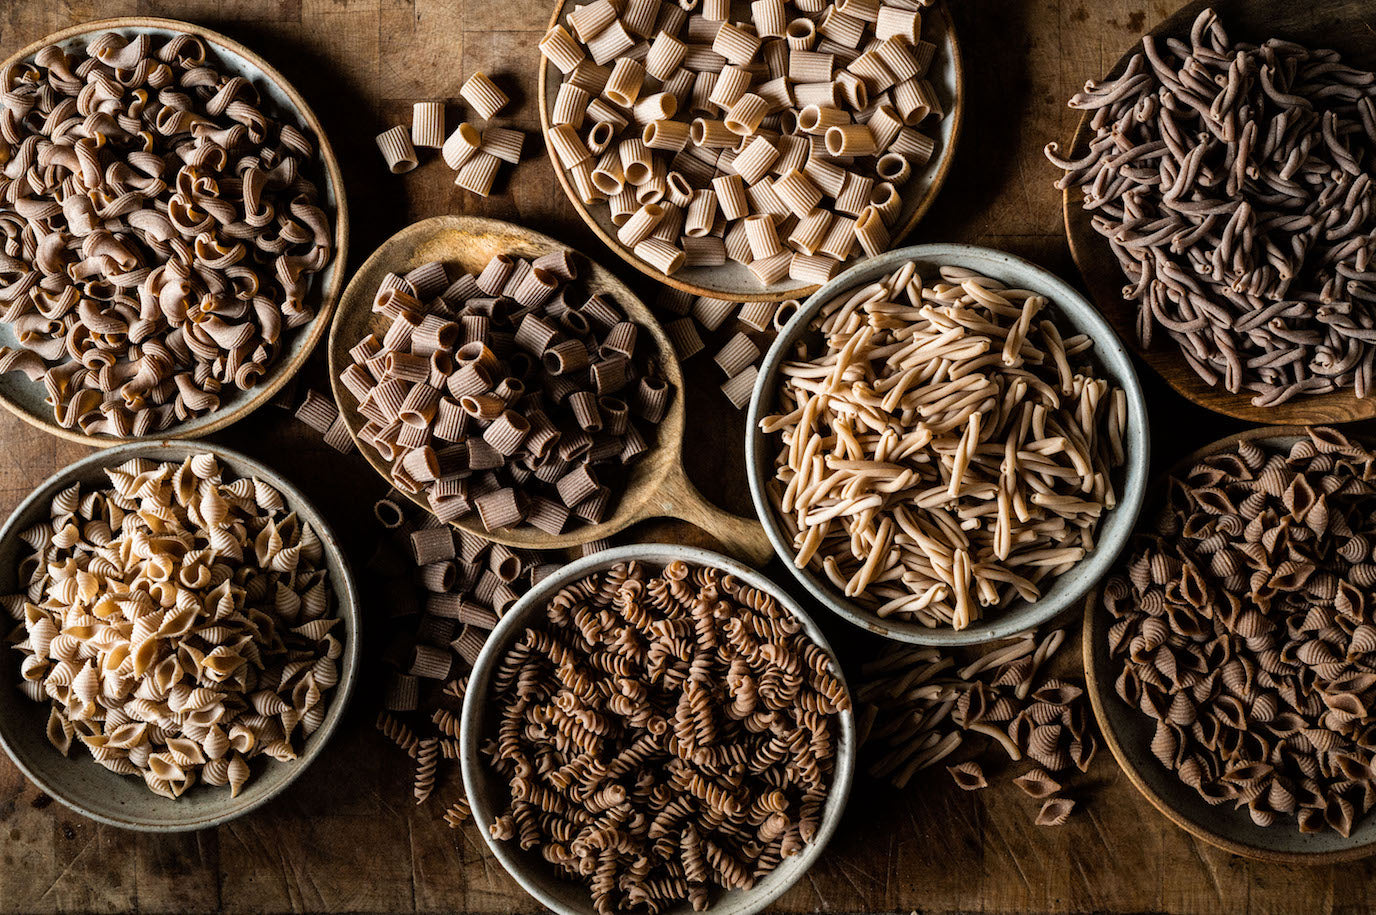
[744,242,1152,646]
[1082,424,1376,864]
[459,543,857,915]
[0,16,350,446]
[535,0,966,304]
[0,439,362,832]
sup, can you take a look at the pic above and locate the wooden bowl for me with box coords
[326,215,773,564]
[747,243,1151,645]
[460,543,856,915]
[537,1,965,303]
[0,18,349,446]
[1083,425,1376,863]
[1060,0,1376,425]
[0,441,361,831]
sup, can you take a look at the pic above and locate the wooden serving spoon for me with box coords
[1060,0,1376,424]
[326,215,774,564]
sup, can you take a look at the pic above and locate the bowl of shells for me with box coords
[747,243,1151,646]
[1085,425,1376,863]
[0,18,347,445]
[460,543,856,915]
[0,440,360,831]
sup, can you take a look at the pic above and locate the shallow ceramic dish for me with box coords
[537,0,964,303]
[746,243,1151,646]
[0,441,361,832]
[327,215,773,563]
[1060,0,1376,425]
[460,543,856,915]
[1083,425,1376,863]
[0,18,349,446]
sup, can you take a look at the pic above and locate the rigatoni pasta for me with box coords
[7,454,342,799]
[540,0,947,285]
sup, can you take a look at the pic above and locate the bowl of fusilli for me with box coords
[460,543,855,915]
[0,440,360,831]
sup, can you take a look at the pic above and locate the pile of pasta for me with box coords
[0,31,335,436]
[541,0,944,286]
[761,261,1129,629]
[5,454,342,799]
[482,559,850,914]
[338,253,672,534]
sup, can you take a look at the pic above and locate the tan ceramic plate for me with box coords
[538,0,965,302]
[1083,425,1376,863]
[326,215,773,563]
[1060,0,1376,424]
[0,441,361,831]
[0,18,348,446]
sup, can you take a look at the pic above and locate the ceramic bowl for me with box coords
[1083,426,1376,863]
[537,1,964,303]
[745,243,1151,646]
[460,543,856,915]
[0,441,361,831]
[0,18,349,446]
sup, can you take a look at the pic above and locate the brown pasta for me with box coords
[482,559,849,914]
[339,253,671,533]
[0,31,336,436]
[1100,427,1376,837]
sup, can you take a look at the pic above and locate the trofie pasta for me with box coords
[1048,9,1376,407]
[339,253,671,533]
[1101,428,1376,837]
[540,0,946,284]
[0,31,336,436]
[481,559,849,914]
[760,261,1128,630]
[5,454,342,799]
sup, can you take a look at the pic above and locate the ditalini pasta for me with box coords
[482,559,850,914]
[338,253,671,533]
[760,261,1129,630]
[541,0,945,284]
[0,31,336,436]
[7,454,342,799]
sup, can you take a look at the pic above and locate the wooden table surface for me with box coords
[0,0,1371,912]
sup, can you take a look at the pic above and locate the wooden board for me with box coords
[3,1,1376,913]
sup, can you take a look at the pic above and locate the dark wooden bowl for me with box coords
[1060,0,1376,425]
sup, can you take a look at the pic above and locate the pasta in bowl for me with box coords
[0,441,359,831]
[0,18,347,445]
[746,243,1152,645]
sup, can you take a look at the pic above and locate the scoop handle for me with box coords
[632,461,776,565]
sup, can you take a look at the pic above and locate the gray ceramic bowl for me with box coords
[460,544,856,915]
[746,243,1151,646]
[0,18,348,446]
[1084,427,1376,863]
[0,441,360,831]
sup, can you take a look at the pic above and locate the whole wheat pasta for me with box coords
[0,30,336,435]
[541,25,586,72]
[684,189,720,236]
[605,57,646,107]
[569,0,618,42]
[539,0,949,284]
[550,124,594,168]
[749,250,794,284]
[788,209,834,255]
[667,316,707,358]
[721,364,761,407]
[790,252,840,284]
[443,122,484,169]
[634,238,687,274]
[482,559,849,914]
[585,121,616,156]
[738,300,779,332]
[412,102,446,148]
[379,126,420,173]
[455,153,502,197]
[853,205,890,255]
[8,454,341,798]
[461,72,510,119]
[552,83,590,128]
[875,151,911,184]
[481,127,525,165]
[592,151,628,195]
[760,261,1127,629]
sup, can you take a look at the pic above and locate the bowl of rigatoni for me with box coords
[745,243,1151,645]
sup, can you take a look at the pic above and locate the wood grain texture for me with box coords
[0,0,1372,912]
[1061,0,1376,425]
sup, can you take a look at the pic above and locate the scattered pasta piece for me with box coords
[377,125,420,173]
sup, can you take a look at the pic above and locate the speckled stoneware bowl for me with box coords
[1084,426,1376,863]
[0,441,360,832]
[0,18,349,446]
[460,544,856,915]
[745,243,1151,646]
